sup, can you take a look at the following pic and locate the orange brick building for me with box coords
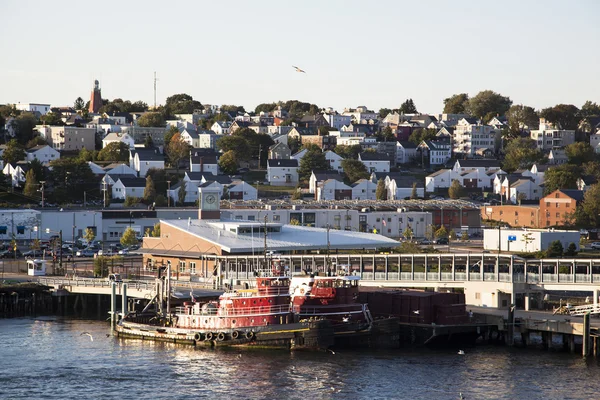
[480,189,584,228]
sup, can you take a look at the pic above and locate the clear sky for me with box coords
[1,0,599,114]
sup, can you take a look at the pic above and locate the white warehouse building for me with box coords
[483,228,580,253]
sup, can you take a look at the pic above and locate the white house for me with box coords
[131,149,165,177]
[88,161,106,175]
[266,159,298,186]
[3,163,27,187]
[590,133,600,153]
[290,149,308,162]
[309,171,344,194]
[453,118,500,157]
[112,177,146,200]
[506,178,542,203]
[25,145,60,164]
[211,121,232,135]
[166,180,200,205]
[102,132,135,149]
[227,181,258,201]
[396,141,418,165]
[105,163,138,176]
[351,179,378,200]
[15,103,51,115]
[418,140,452,167]
[548,149,568,165]
[179,127,200,148]
[358,152,390,173]
[323,113,352,130]
[316,179,353,201]
[384,174,424,200]
[190,151,219,175]
[425,169,452,192]
[324,150,344,173]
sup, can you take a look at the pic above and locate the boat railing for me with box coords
[298,304,364,315]
[176,303,291,317]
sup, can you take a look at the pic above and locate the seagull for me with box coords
[292,65,306,73]
[238,354,242,358]
[412,310,420,315]
[458,350,465,355]
[327,349,336,355]
[81,332,94,341]
[459,393,465,399]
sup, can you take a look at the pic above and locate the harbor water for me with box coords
[2,317,600,400]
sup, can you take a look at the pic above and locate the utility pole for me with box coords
[102,181,108,208]
[59,229,63,276]
[263,215,268,270]
[258,144,262,169]
[167,180,171,207]
[39,181,45,208]
[153,71,158,110]
[326,224,331,275]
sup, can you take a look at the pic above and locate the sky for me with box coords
[1,0,599,115]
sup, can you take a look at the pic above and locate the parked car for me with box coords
[434,238,449,245]
[118,248,129,255]
[23,250,41,258]
[107,273,122,283]
[590,242,600,250]
[76,248,96,257]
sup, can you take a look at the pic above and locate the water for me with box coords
[1,318,600,400]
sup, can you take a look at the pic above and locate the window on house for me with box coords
[179,261,186,273]
[16,226,25,235]
[190,262,196,275]
[556,212,560,218]
[273,215,280,221]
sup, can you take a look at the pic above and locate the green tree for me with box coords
[165,132,189,172]
[144,134,154,148]
[502,137,546,172]
[13,112,39,144]
[25,136,48,149]
[151,222,161,237]
[581,184,600,227]
[434,225,448,239]
[540,104,580,130]
[78,148,96,162]
[40,111,63,126]
[378,108,393,118]
[178,181,186,205]
[83,227,96,244]
[288,137,301,154]
[137,112,165,127]
[2,139,25,165]
[506,105,539,135]
[565,142,595,165]
[546,240,564,258]
[217,135,250,161]
[468,90,512,120]
[93,256,110,278]
[143,175,156,203]
[30,239,41,256]
[28,158,44,181]
[164,125,178,148]
[155,194,167,207]
[409,128,436,145]
[376,126,396,142]
[564,242,578,257]
[290,218,300,226]
[341,159,369,183]
[232,128,273,167]
[97,142,129,162]
[579,101,600,118]
[334,144,362,160]
[399,98,417,114]
[49,157,97,203]
[402,226,414,240]
[448,230,457,242]
[23,169,39,198]
[448,179,463,199]
[291,189,302,200]
[254,103,277,114]
[443,93,469,114]
[298,148,329,182]
[220,104,245,114]
[146,168,173,196]
[543,164,581,194]
[410,182,418,199]
[164,93,202,115]
[375,178,387,200]
[395,241,421,254]
[460,231,469,242]
[218,150,238,175]
[124,196,139,207]
[74,97,85,110]
[120,227,138,248]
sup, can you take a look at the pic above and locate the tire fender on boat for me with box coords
[194,332,203,341]
[216,332,226,341]
[205,332,214,341]
[232,331,240,340]
[245,331,255,340]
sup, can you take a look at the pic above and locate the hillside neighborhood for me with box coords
[1,82,600,245]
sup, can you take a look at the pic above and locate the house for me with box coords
[577,175,598,192]
[227,181,258,201]
[324,150,344,173]
[167,180,200,205]
[298,134,336,150]
[105,163,138,176]
[425,169,452,192]
[453,118,500,157]
[102,173,137,190]
[358,152,390,173]
[396,141,418,165]
[268,142,291,160]
[380,173,424,200]
[112,177,146,200]
[505,178,542,203]
[36,126,96,151]
[229,120,251,134]
[309,170,344,194]
[130,148,164,177]
[25,145,60,164]
[530,118,575,151]
[453,159,502,174]
[102,132,135,149]
[287,127,313,140]
[351,179,378,200]
[3,163,28,187]
[211,121,232,135]
[323,113,352,130]
[418,140,452,167]
[198,180,224,200]
[123,126,167,146]
[189,150,219,175]
[316,179,353,200]
[179,126,200,148]
[539,189,584,227]
[88,161,106,175]
[299,114,330,132]
[266,159,298,186]
[291,149,308,162]
[196,130,219,150]
[548,149,568,165]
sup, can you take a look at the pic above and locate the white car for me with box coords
[590,242,600,250]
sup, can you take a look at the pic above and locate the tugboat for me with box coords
[115,264,334,350]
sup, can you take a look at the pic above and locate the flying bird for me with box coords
[412,310,420,315]
[327,349,336,355]
[458,350,465,355]
[292,65,306,73]
[81,332,94,341]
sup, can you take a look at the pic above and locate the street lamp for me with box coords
[46,228,63,276]
[38,181,46,208]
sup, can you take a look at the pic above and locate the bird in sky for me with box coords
[81,332,94,341]
[292,65,306,73]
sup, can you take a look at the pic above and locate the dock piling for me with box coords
[507,304,515,346]
[583,312,590,357]
[121,283,128,318]
[110,282,116,330]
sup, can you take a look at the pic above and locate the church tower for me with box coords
[89,79,103,113]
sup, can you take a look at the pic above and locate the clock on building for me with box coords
[202,192,219,210]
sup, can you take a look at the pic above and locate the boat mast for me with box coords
[263,215,268,270]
